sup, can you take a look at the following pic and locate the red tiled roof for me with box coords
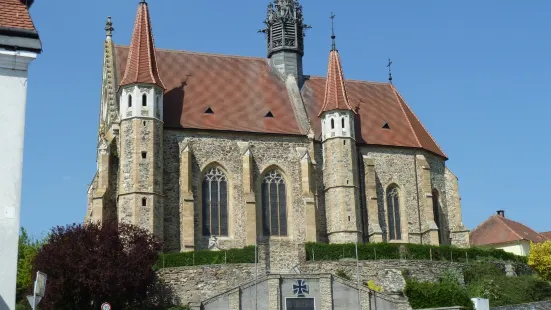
[120,2,165,89]
[318,50,355,116]
[470,214,548,246]
[0,0,36,31]
[114,46,447,158]
[540,231,551,240]
[302,77,447,158]
[116,47,303,135]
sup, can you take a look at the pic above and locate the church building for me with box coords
[86,0,470,255]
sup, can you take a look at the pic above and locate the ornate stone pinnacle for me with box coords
[105,16,114,37]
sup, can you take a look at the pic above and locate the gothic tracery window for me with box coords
[261,169,287,237]
[387,185,402,240]
[202,167,228,237]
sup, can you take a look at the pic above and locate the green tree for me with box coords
[16,227,44,304]
[528,240,551,281]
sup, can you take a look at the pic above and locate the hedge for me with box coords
[154,246,256,269]
[404,277,475,310]
[304,242,527,263]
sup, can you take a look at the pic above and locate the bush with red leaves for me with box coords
[32,222,163,310]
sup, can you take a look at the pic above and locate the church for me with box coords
[86,0,470,255]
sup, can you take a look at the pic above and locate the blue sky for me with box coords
[21,0,551,239]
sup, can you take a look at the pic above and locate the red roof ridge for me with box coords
[391,84,448,159]
[307,75,392,85]
[115,44,267,62]
[495,215,525,242]
[391,85,422,147]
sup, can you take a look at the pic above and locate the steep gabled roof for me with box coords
[119,1,165,89]
[0,0,36,31]
[113,46,448,158]
[470,214,548,246]
[318,50,356,116]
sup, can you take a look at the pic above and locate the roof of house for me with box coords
[119,1,165,89]
[0,0,36,31]
[540,231,551,240]
[470,214,548,246]
[114,46,447,158]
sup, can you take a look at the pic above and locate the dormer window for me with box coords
[128,95,132,108]
[142,94,147,107]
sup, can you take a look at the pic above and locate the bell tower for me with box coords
[319,16,362,244]
[260,0,310,85]
[117,0,165,238]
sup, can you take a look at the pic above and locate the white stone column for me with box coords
[0,48,39,309]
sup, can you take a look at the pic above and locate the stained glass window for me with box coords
[387,185,401,240]
[202,167,228,236]
[262,170,287,236]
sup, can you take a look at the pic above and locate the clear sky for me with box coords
[20,0,551,239]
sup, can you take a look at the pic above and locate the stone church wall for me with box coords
[163,130,315,252]
[359,146,421,243]
[359,146,463,246]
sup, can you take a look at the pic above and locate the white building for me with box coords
[0,0,42,308]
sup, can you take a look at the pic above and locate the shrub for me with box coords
[404,277,474,310]
[528,240,551,281]
[335,268,351,280]
[304,242,526,263]
[155,246,256,269]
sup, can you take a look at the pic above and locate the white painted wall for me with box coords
[481,240,532,256]
[0,48,38,309]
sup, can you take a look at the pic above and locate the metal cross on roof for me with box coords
[330,12,336,51]
[387,58,393,84]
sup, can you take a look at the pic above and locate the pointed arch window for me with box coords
[331,119,335,129]
[432,189,442,244]
[142,94,147,107]
[341,117,345,129]
[261,169,287,237]
[387,185,402,240]
[128,94,132,108]
[202,167,228,237]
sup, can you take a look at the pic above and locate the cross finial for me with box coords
[387,58,393,84]
[330,12,336,51]
[105,16,114,37]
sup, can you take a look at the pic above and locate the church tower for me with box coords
[319,21,362,244]
[261,0,310,85]
[117,0,165,238]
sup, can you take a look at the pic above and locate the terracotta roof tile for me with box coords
[540,231,551,240]
[114,45,447,158]
[318,50,355,116]
[116,46,302,135]
[0,0,36,31]
[470,214,548,246]
[119,2,165,89]
[302,77,447,158]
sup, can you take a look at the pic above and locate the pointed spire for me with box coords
[119,1,165,90]
[318,14,355,117]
